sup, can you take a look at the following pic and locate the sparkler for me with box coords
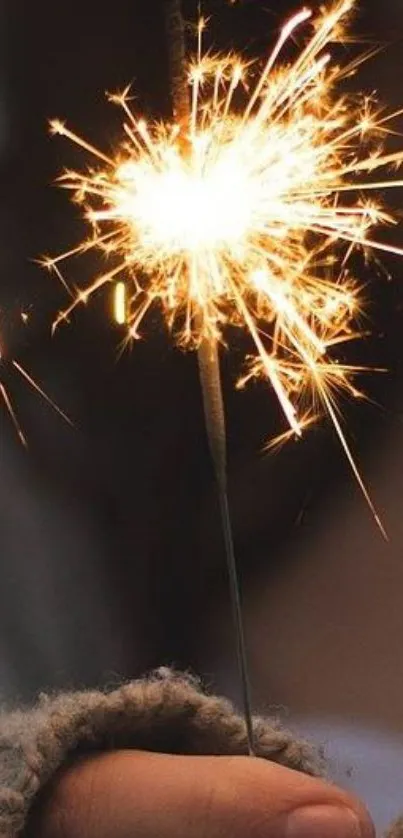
[45,0,403,743]
[164,0,254,754]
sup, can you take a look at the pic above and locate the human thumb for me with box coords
[28,749,375,838]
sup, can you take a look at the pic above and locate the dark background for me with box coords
[0,0,402,766]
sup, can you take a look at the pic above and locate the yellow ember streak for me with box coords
[47,0,403,532]
[114,281,127,324]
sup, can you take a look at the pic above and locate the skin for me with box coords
[29,750,375,838]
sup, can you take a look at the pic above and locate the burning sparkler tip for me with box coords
[47,0,403,532]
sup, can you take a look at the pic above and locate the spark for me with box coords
[46,0,403,534]
[0,308,73,444]
[0,348,73,446]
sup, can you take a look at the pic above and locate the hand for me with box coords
[28,749,374,838]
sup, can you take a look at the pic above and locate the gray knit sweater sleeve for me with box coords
[0,668,322,838]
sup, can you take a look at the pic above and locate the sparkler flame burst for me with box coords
[47,0,403,534]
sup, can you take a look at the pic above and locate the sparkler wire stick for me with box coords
[165,0,255,755]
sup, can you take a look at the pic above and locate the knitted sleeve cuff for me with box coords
[0,667,322,838]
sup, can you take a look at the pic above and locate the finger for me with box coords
[31,749,375,838]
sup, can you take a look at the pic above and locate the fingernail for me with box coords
[285,805,362,838]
